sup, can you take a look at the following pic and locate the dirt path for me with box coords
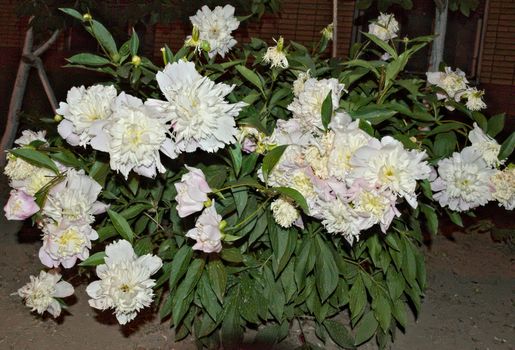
[0,172,513,350]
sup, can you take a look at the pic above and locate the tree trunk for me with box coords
[0,27,60,167]
[0,25,34,167]
[429,0,449,72]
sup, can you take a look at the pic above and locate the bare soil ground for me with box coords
[0,172,513,350]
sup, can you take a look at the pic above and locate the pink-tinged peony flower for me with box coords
[186,202,223,253]
[175,166,212,217]
[39,220,99,268]
[4,190,40,220]
[18,270,74,318]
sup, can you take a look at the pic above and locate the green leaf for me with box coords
[89,160,110,186]
[499,131,515,160]
[392,299,407,329]
[207,260,227,303]
[58,8,83,21]
[373,293,391,331]
[236,65,264,92]
[270,226,296,276]
[420,203,438,235]
[349,274,366,320]
[433,131,457,158]
[134,237,153,256]
[108,209,135,243]
[168,245,193,290]
[220,248,243,263]
[349,107,397,123]
[262,145,288,183]
[471,111,488,131]
[172,259,204,325]
[129,28,139,56]
[487,113,505,138]
[321,90,333,130]
[9,148,59,174]
[78,251,106,266]
[323,320,356,349]
[229,143,242,177]
[386,268,405,300]
[362,32,398,59]
[315,236,339,302]
[66,53,110,66]
[221,295,243,350]
[446,210,463,227]
[354,311,378,346]
[119,203,152,220]
[49,150,82,168]
[273,187,309,213]
[89,20,118,58]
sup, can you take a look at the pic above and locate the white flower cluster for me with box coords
[431,123,511,211]
[189,5,239,58]
[368,13,399,41]
[57,61,244,179]
[426,67,486,111]
[261,80,431,244]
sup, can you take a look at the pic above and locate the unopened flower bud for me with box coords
[218,220,227,231]
[192,25,200,42]
[54,114,63,122]
[276,36,284,52]
[203,198,212,208]
[200,40,211,53]
[82,13,92,22]
[131,55,141,66]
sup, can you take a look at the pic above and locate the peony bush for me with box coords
[4,5,514,349]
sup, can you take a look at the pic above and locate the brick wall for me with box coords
[479,0,515,117]
[153,0,356,59]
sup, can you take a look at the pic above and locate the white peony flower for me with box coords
[236,126,267,154]
[431,147,496,212]
[270,197,300,228]
[14,130,47,146]
[86,240,163,325]
[263,37,288,69]
[468,123,502,167]
[91,93,171,179]
[39,220,98,268]
[43,169,107,225]
[318,198,366,245]
[349,136,431,208]
[426,67,468,101]
[368,13,399,41]
[18,270,74,318]
[189,5,239,58]
[175,165,212,218]
[5,156,55,196]
[57,85,117,147]
[287,77,346,131]
[463,87,486,111]
[186,202,223,253]
[491,168,515,210]
[147,61,245,157]
[3,189,40,221]
[327,122,373,180]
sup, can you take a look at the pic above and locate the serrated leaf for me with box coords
[262,145,288,183]
[9,148,59,174]
[321,90,333,130]
[78,251,106,266]
[323,320,356,349]
[108,209,134,243]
